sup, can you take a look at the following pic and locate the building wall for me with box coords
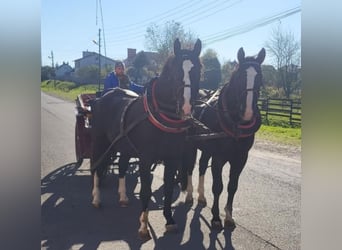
[74,53,116,72]
[55,64,72,77]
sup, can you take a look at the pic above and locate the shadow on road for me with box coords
[41,163,234,249]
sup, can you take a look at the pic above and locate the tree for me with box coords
[200,49,221,90]
[126,51,154,85]
[76,65,99,84]
[144,20,198,67]
[221,60,237,86]
[133,51,149,82]
[265,24,301,98]
[41,66,55,81]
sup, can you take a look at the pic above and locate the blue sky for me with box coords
[41,0,301,67]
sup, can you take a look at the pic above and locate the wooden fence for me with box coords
[257,98,301,126]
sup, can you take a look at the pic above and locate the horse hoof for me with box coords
[92,202,101,209]
[224,219,236,231]
[138,230,151,241]
[197,197,207,207]
[119,200,129,207]
[211,220,223,231]
[165,223,178,233]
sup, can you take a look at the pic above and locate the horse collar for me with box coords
[143,79,191,133]
[218,86,261,138]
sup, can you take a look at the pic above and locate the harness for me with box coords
[187,82,261,141]
[91,78,193,171]
[217,77,261,139]
[143,78,192,133]
[90,97,148,171]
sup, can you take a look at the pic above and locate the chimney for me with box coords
[127,48,136,62]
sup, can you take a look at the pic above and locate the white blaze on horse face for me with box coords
[243,66,257,121]
[182,60,194,116]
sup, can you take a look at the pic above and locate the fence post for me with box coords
[289,99,293,126]
[265,98,269,125]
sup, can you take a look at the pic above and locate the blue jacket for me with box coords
[104,72,119,91]
[130,82,145,95]
[102,72,145,96]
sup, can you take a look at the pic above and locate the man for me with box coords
[102,61,130,95]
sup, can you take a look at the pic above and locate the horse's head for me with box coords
[224,47,265,123]
[158,38,202,118]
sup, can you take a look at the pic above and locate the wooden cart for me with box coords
[74,93,96,165]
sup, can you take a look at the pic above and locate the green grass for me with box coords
[256,125,301,147]
[41,81,301,147]
[41,80,99,101]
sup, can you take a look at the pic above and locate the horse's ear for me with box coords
[174,38,181,56]
[237,47,245,62]
[193,39,202,57]
[256,48,266,64]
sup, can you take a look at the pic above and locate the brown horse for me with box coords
[90,38,202,240]
[181,47,266,230]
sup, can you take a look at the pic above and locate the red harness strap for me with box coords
[143,80,190,133]
[218,113,259,138]
[218,86,261,138]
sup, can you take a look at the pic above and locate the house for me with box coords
[55,62,73,81]
[71,49,160,85]
[74,51,117,72]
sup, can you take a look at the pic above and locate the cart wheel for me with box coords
[75,122,83,165]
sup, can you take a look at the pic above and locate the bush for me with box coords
[55,81,77,92]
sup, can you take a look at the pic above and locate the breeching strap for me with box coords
[91,98,148,172]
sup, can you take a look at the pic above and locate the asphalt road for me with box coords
[41,92,301,250]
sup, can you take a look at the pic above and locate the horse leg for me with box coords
[210,157,225,230]
[197,151,211,206]
[118,153,130,207]
[163,158,179,233]
[138,162,153,240]
[91,171,101,208]
[90,135,110,208]
[179,144,194,191]
[180,145,197,204]
[224,155,248,230]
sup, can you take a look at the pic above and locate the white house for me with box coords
[55,62,73,81]
[74,51,117,72]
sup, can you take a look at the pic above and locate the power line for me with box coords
[202,7,301,46]
[105,0,202,33]
[98,0,107,56]
[105,0,239,44]
[179,0,243,26]
[106,0,229,38]
[104,5,300,49]
[95,0,98,26]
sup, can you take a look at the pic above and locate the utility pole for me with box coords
[98,28,101,92]
[48,50,54,68]
[48,51,56,88]
[93,29,101,93]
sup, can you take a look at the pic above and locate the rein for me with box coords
[90,97,148,172]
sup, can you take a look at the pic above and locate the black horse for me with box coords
[181,47,266,230]
[90,38,202,239]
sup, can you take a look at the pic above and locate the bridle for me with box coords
[143,78,192,133]
[217,61,262,138]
